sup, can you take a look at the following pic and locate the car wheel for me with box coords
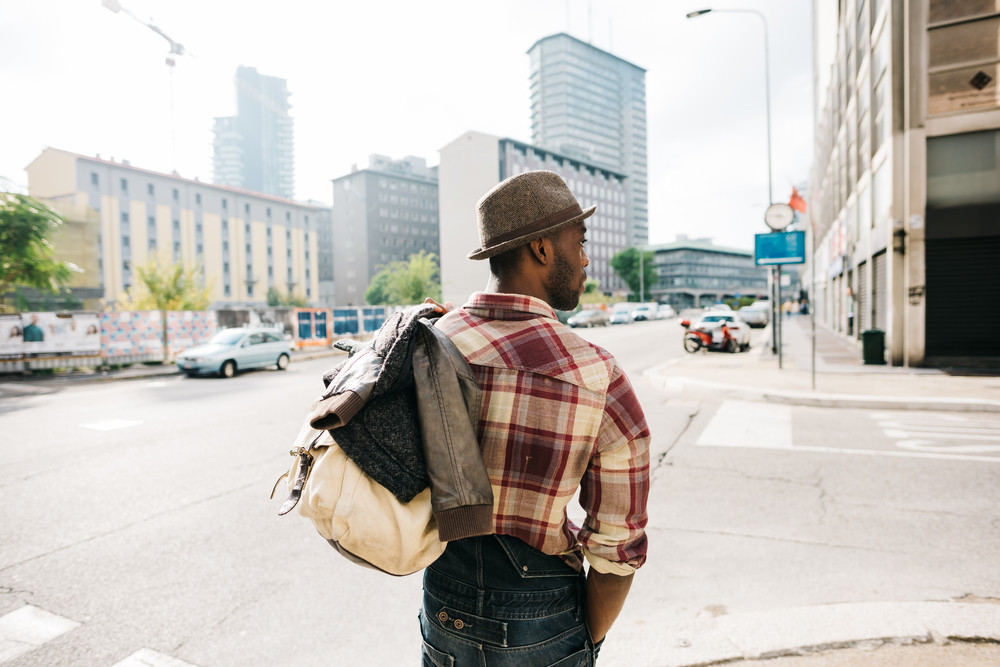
[220,360,236,378]
[184,371,198,378]
[727,339,740,353]
[276,353,290,370]
[683,336,701,353]
[742,343,751,352]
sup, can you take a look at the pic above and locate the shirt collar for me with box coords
[463,291,557,321]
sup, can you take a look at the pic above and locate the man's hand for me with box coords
[423,298,454,314]
[585,570,634,644]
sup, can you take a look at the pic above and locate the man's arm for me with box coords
[585,570,634,643]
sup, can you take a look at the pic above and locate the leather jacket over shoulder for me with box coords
[306,311,493,543]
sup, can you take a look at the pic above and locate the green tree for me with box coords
[122,255,214,361]
[364,250,441,305]
[610,247,657,301]
[0,190,80,312]
[267,286,308,307]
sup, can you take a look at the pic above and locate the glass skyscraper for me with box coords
[528,33,648,248]
[213,66,295,200]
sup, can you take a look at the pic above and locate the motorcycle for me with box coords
[680,319,741,353]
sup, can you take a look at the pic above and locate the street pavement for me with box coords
[2,318,999,666]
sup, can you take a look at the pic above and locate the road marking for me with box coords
[111,648,200,667]
[697,401,793,449]
[0,605,80,663]
[79,419,143,431]
[696,402,1000,463]
[873,412,1000,460]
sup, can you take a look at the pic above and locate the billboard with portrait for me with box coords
[13,312,102,358]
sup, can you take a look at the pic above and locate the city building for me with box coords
[439,131,629,307]
[647,237,769,309]
[212,66,295,200]
[330,155,439,306]
[25,147,322,308]
[809,1,1000,366]
[528,33,649,249]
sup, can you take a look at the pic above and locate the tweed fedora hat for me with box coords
[468,170,596,260]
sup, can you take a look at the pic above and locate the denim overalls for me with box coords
[420,534,600,666]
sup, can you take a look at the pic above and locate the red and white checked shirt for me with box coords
[437,292,650,574]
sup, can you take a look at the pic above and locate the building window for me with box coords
[172,188,179,201]
[91,172,99,187]
[120,178,128,194]
[195,193,201,206]
[222,199,228,210]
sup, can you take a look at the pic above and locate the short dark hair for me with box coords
[489,245,526,279]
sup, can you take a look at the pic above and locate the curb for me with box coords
[604,600,1000,667]
[644,367,1000,413]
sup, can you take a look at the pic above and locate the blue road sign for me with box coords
[755,231,806,265]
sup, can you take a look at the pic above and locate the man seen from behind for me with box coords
[420,170,650,665]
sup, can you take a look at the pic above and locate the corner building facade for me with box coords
[810,0,1000,366]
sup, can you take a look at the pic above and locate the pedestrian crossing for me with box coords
[696,401,1000,463]
[0,605,198,666]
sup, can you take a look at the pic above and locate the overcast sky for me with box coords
[2,0,813,250]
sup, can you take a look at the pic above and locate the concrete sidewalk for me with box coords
[645,315,1000,413]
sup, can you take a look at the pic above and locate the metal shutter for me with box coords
[873,251,888,330]
[925,236,1000,357]
[857,260,870,331]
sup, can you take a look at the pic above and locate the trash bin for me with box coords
[860,329,886,365]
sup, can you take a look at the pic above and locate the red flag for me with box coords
[789,187,807,213]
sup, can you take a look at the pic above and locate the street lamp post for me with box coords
[686,7,781,359]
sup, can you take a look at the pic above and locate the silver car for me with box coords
[177,328,291,378]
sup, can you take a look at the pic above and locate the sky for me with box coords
[1,0,813,251]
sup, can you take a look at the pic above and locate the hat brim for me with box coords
[467,205,597,260]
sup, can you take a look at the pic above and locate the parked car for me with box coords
[691,312,752,350]
[657,304,677,319]
[739,302,771,328]
[609,309,633,325]
[567,309,610,328]
[177,328,291,378]
[631,304,659,321]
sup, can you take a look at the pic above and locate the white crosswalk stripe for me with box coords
[110,648,200,667]
[0,605,79,664]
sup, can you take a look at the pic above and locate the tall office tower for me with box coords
[528,33,648,248]
[212,66,295,200]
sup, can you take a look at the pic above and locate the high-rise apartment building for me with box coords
[528,33,648,249]
[27,148,322,308]
[330,155,439,306]
[438,131,629,308]
[213,66,295,200]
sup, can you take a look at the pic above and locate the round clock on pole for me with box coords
[764,203,794,231]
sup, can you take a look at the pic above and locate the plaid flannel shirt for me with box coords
[437,292,650,574]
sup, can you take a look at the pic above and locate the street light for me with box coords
[687,7,782,358]
[686,8,772,204]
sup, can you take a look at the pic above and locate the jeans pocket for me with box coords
[421,637,455,667]
[547,646,591,667]
[495,534,578,578]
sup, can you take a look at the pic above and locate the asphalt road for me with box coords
[1,318,997,666]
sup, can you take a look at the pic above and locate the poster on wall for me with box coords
[167,311,218,356]
[0,314,24,360]
[101,311,164,359]
[12,312,102,358]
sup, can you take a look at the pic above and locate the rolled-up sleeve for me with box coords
[577,364,650,574]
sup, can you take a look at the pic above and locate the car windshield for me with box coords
[210,330,246,345]
[702,315,733,323]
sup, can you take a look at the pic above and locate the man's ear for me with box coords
[527,237,552,266]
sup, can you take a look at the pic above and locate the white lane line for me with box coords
[696,400,793,449]
[79,419,143,431]
[0,605,80,664]
[111,648,200,667]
